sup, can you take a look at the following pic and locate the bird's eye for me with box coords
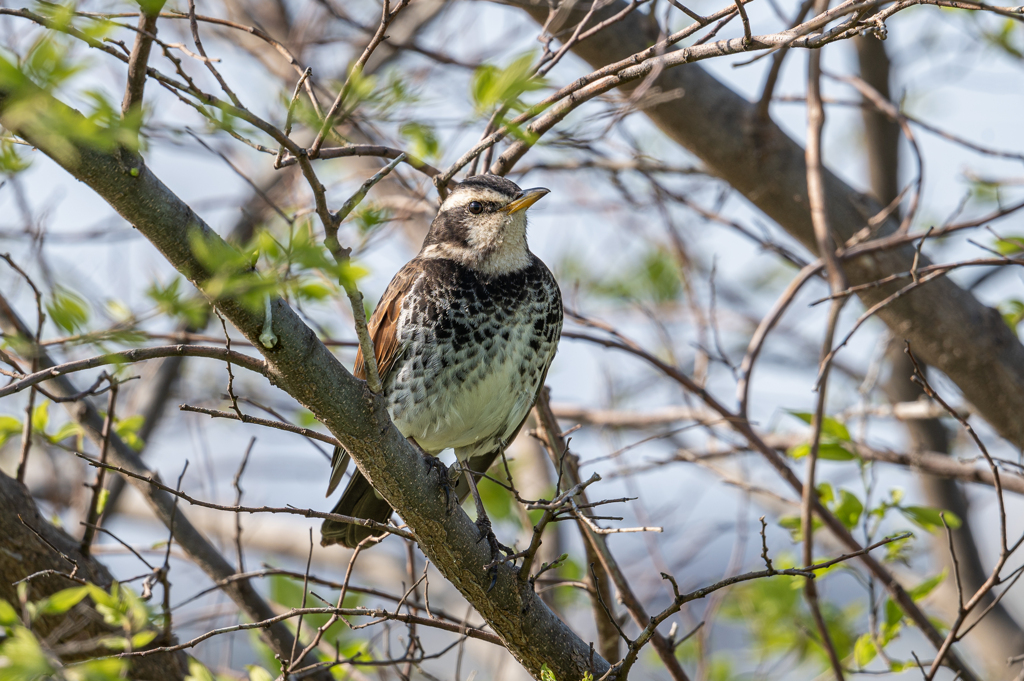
[468,201,483,214]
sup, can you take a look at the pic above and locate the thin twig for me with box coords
[80,381,119,555]
[0,345,268,399]
[74,451,416,540]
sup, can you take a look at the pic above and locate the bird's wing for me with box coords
[353,263,419,384]
[329,264,418,497]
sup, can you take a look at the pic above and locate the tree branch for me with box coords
[0,344,268,399]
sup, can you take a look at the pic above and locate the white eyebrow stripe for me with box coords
[440,189,510,211]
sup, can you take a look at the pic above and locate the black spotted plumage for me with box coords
[322,175,562,549]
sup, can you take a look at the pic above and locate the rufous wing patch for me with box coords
[353,264,417,383]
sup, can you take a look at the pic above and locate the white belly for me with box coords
[387,326,546,457]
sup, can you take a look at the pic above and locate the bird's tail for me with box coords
[320,469,394,548]
[320,446,503,548]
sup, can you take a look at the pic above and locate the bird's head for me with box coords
[421,174,549,276]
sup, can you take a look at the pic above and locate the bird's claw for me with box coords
[475,514,513,592]
[422,455,456,514]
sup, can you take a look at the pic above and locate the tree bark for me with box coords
[502,0,1024,451]
[0,469,189,681]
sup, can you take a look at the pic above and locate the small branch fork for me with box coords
[318,154,407,395]
[1,252,44,483]
[179,404,340,447]
[533,393,691,681]
[309,0,410,157]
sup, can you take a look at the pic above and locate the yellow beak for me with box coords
[502,187,550,215]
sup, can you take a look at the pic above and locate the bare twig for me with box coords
[310,0,410,156]
[0,345,268,399]
[121,7,159,115]
[80,381,119,555]
[179,404,340,447]
[73,451,415,540]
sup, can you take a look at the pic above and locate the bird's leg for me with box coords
[460,458,512,590]
[414,438,455,513]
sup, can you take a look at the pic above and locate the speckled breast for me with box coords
[384,256,562,456]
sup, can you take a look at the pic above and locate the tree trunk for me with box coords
[0,469,189,681]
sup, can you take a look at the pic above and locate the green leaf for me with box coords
[95,488,110,516]
[884,533,914,564]
[580,246,682,304]
[999,299,1024,333]
[884,598,903,628]
[47,286,90,333]
[539,664,557,681]
[0,137,31,174]
[399,122,440,161]
[833,490,864,530]
[48,420,82,444]
[65,657,127,681]
[470,52,544,113]
[0,626,53,679]
[247,666,275,681]
[0,415,23,447]
[296,279,335,302]
[899,506,961,533]
[788,442,855,461]
[31,400,49,432]
[0,599,18,625]
[115,415,146,451]
[37,585,89,615]
[853,632,877,667]
[787,411,851,441]
[816,481,834,505]
[353,206,389,235]
[85,583,117,609]
[186,659,216,681]
[995,235,1024,255]
[778,515,822,542]
[98,630,157,651]
[137,0,168,15]
[909,569,947,601]
[146,277,209,327]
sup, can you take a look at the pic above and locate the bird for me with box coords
[320,174,563,560]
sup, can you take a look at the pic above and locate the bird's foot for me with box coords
[475,513,513,592]
[422,455,457,514]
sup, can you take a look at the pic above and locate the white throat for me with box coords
[421,211,532,277]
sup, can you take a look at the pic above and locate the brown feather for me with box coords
[353,265,417,383]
